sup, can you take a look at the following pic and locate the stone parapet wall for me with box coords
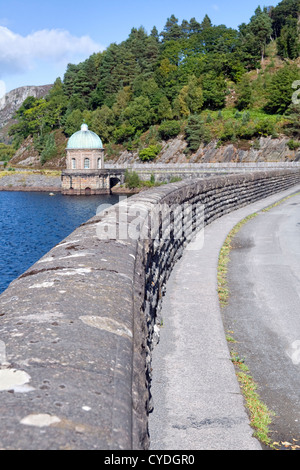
[105,161,300,183]
[0,169,300,450]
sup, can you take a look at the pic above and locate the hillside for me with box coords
[0,85,53,144]
[1,0,300,168]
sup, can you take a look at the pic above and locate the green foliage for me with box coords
[113,123,136,143]
[236,75,253,110]
[139,144,162,161]
[277,16,300,59]
[202,72,227,109]
[264,64,300,114]
[7,1,300,165]
[248,7,273,61]
[185,114,211,151]
[63,109,84,136]
[284,104,300,138]
[91,105,115,143]
[124,96,154,130]
[287,138,300,150]
[40,133,57,165]
[124,170,141,188]
[271,0,300,38]
[158,120,181,140]
[0,143,15,162]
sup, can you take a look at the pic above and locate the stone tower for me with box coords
[61,123,111,195]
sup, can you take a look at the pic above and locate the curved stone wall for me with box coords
[0,169,299,450]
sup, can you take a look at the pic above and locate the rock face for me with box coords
[0,85,53,143]
[112,135,300,165]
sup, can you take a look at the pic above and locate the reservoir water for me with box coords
[0,191,120,295]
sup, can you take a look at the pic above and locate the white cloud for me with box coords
[0,26,103,78]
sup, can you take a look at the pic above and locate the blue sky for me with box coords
[0,0,281,95]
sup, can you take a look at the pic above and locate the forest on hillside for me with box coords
[2,0,300,165]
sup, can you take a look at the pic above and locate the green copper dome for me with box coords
[67,123,103,150]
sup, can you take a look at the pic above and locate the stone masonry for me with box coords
[0,170,299,449]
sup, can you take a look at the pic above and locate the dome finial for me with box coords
[81,122,88,132]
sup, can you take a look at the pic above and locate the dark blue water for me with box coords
[0,192,120,294]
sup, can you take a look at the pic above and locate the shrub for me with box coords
[139,144,162,161]
[254,119,275,137]
[219,121,236,143]
[40,133,57,165]
[124,170,141,189]
[158,120,181,140]
[113,124,136,143]
[0,143,15,163]
[287,139,300,150]
[185,114,211,151]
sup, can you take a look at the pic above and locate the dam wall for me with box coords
[0,169,299,450]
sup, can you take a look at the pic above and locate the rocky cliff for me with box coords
[9,133,300,170]
[0,84,53,143]
[111,135,300,165]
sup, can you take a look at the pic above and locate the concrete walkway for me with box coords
[148,184,300,451]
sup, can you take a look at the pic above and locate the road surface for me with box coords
[223,192,300,448]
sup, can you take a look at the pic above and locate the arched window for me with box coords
[72,158,76,169]
[84,158,90,169]
[97,158,102,169]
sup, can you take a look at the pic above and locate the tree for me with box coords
[158,120,181,140]
[136,78,173,121]
[284,103,300,138]
[40,133,57,165]
[0,143,15,163]
[201,72,226,109]
[236,75,253,110]
[91,105,115,143]
[160,15,182,42]
[63,109,84,136]
[156,95,173,121]
[43,78,68,130]
[185,114,211,150]
[155,58,179,100]
[150,26,159,41]
[271,0,300,38]
[9,98,47,139]
[238,22,262,70]
[181,20,190,39]
[123,96,154,130]
[176,75,204,116]
[248,7,273,63]
[112,86,132,120]
[265,64,300,114]
[63,63,80,97]
[201,14,212,31]
[113,123,136,143]
[277,16,300,59]
[189,17,202,35]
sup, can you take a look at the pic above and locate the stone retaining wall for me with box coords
[0,170,299,450]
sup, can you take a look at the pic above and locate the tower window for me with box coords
[97,158,102,169]
[84,158,90,169]
[72,158,76,169]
